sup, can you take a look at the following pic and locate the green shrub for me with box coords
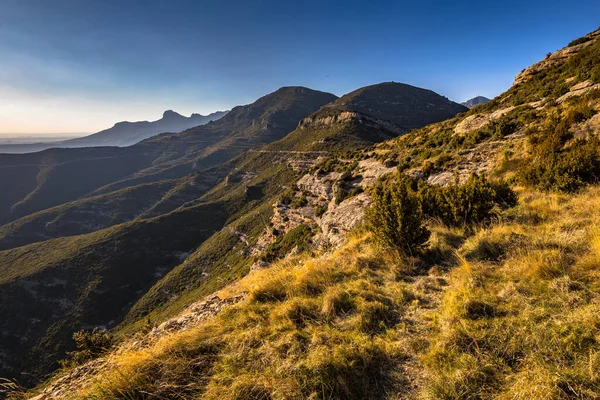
[366,175,430,253]
[565,101,595,124]
[367,174,517,250]
[290,195,308,208]
[315,205,328,218]
[260,225,313,263]
[520,136,600,192]
[519,114,600,193]
[348,186,364,198]
[420,174,518,227]
[568,37,591,47]
[62,328,112,366]
[279,189,293,206]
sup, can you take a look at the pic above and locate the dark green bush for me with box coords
[62,328,112,366]
[290,195,308,208]
[315,205,328,218]
[280,190,293,206]
[565,102,595,125]
[367,174,518,251]
[419,174,517,227]
[260,225,313,262]
[568,37,591,47]
[366,175,430,253]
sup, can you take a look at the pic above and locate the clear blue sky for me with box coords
[0,0,598,134]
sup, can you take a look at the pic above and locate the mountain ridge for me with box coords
[0,110,228,154]
[0,81,473,386]
[461,95,491,108]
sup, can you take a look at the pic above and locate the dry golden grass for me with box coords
[74,234,418,400]
[64,186,600,399]
[422,186,600,399]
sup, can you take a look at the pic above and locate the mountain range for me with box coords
[0,110,228,154]
[2,26,600,399]
[0,82,466,384]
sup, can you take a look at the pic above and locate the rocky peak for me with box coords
[161,110,185,120]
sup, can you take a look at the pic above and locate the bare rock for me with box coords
[556,81,600,104]
[454,107,515,135]
[314,193,372,248]
[297,174,334,200]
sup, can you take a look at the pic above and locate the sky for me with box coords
[0,0,599,134]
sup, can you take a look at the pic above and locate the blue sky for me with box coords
[0,0,598,134]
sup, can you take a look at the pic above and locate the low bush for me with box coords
[420,174,518,227]
[367,174,518,252]
[366,174,430,253]
[519,136,600,192]
[62,328,112,367]
[260,224,313,263]
[314,204,328,218]
[290,194,308,208]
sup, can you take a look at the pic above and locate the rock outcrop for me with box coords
[514,28,600,86]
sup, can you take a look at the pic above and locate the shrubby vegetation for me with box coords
[520,136,600,192]
[419,174,518,227]
[61,328,113,367]
[366,174,430,253]
[260,224,313,263]
[519,103,600,192]
[367,173,517,252]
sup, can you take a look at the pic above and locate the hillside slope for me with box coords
[18,27,600,400]
[29,186,600,400]
[323,82,467,129]
[0,81,469,386]
[0,87,336,225]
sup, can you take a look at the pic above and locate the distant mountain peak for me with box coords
[323,81,468,129]
[162,110,184,119]
[461,96,491,109]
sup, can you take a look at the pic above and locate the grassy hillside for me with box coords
[0,200,229,384]
[29,185,600,399]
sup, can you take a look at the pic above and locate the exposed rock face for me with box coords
[454,107,515,135]
[556,80,600,104]
[252,159,397,259]
[514,28,600,86]
[299,111,407,136]
[313,193,372,248]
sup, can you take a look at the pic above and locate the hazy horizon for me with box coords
[1,0,599,135]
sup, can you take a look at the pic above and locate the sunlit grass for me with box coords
[60,186,600,399]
